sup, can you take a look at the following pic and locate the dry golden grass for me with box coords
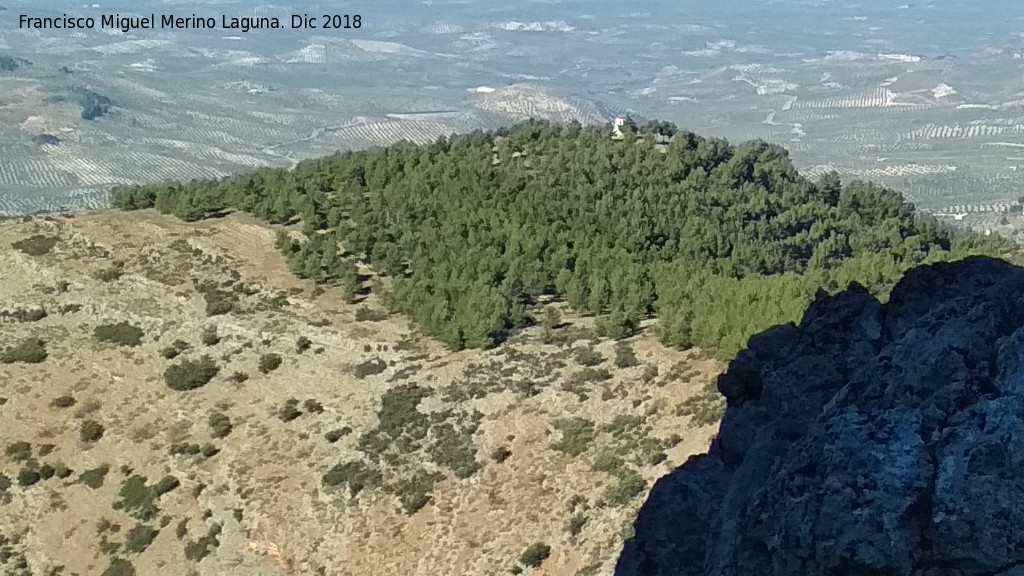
[0,210,724,576]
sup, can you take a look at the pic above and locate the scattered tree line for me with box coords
[111,119,1013,358]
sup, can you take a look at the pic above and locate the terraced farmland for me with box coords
[3,0,1024,217]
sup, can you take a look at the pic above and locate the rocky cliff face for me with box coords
[617,257,1024,576]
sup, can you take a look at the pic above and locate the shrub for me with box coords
[80,420,105,443]
[201,288,237,316]
[296,336,312,353]
[355,307,389,322]
[568,367,612,386]
[159,339,190,359]
[17,467,40,486]
[303,399,324,414]
[5,441,31,462]
[80,465,110,489]
[183,523,222,561]
[550,418,596,457]
[93,267,124,282]
[200,326,220,346]
[258,353,282,374]
[113,475,178,521]
[229,371,249,383]
[519,543,552,568]
[208,413,232,438]
[613,342,640,368]
[541,307,562,330]
[101,558,135,576]
[641,364,659,382]
[0,338,47,364]
[11,234,58,256]
[567,513,586,537]
[427,422,480,479]
[392,471,443,515]
[277,399,301,422]
[51,395,76,408]
[1,306,47,322]
[322,460,381,497]
[491,446,512,463]
[574,346,604,366]
[353,357,388,378]
[123,524,158,554]
[94,322,144,347]
[325,427,352,443]
[164,356,219,390]
[604,468,647,506]
[169,443,202,456]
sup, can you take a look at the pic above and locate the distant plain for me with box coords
[2,0,1024,215]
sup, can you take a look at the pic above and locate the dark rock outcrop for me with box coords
[617,257,1024,576]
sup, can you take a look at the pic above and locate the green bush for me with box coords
[603,468,647,506]
[574,347,604,367]
[353,357,388,378]
[392,471,443,515]
[278,399,301,422]
[80,420,105,443]
[519,542,552,568]
[123,524,158,554]
[354,307,389,322]
[5,441,31,462]
[1,337,47,364]
[11,234,58,256]
[101,558,135,576]
[200,326,220,346]
[641,364,659,382]
[17,467,40,487]
[303,399,324,414]
[164,356,219,390]
[491,446,512,463]
[258,353,282,374]
[94,266,124,282]
[38,464,54,481]
[113,475,179,521]
[550,418,596,457]
[567,513,586,537]
[159,339,190,359]
[325,427,352,443]
[201,288,237,316]
[208,412,232,438]
[613,342,640,368]
[183,523,222,562]
[94,322,144,347]
[296,336,312,353]
[50,395,76,408]
[1,306,47,322]
[427,422,480,479]
[322,460,381,497]
[80,465,110,489]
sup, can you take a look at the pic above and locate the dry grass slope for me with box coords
[0,210,725,576]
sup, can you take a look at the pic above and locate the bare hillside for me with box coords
[0,210,724,576]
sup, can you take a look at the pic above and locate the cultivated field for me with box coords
[4,0,1024,217]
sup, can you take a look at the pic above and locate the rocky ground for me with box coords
[618,256,1024,576]
[0,210,724,576]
